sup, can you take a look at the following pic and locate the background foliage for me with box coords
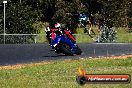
[0,0,131,34]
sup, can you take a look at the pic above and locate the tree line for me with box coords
[0,0,131,34]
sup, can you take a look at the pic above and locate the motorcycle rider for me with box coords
[45,20,62,43]
[45,21,63,52]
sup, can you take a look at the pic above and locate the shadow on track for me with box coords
[42,54,65,57]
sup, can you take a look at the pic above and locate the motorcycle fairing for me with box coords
[50,34,77,53]
[64,30,75,41]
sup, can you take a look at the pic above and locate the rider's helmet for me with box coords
[55,23,61,28]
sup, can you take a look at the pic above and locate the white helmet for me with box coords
[55,23,61,28]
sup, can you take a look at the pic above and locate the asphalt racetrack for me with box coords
[0,43,132,66]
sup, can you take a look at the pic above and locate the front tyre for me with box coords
[75,46,82,55]
[59,43,74,56]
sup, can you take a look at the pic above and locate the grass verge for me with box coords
[117,28,132,43]
[0,56,132,88]
[76,27,132,43]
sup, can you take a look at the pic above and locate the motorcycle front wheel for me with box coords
[59,42,74,56]
[75,46,82,55]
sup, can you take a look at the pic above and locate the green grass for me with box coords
[75,26,98,43]
[76,26,132,43]
[0,57,132,88]
[117,28,132,43]
[75,34,94,43]
[35,34,47,43]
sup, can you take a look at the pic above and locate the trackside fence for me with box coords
[0,34,132,44]
[0,34,95,44]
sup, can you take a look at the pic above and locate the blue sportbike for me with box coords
[45,27,82,56]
